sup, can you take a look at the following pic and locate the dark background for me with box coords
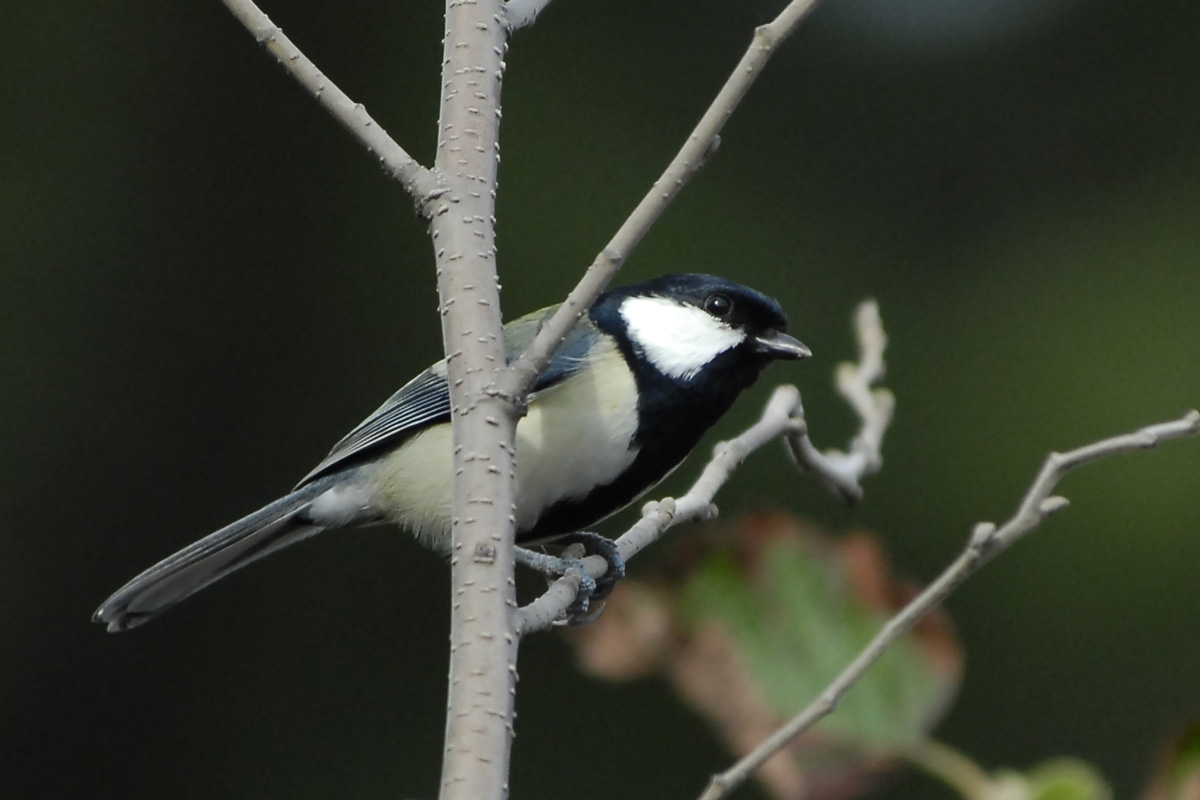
[3,0,1199,797]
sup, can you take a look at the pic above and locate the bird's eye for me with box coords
[704,292,733,318]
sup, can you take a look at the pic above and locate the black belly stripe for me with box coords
[519,361,757,542]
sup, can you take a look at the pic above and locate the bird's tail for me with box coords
[93,476,342,632]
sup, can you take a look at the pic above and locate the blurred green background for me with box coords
[3,0,1198,797]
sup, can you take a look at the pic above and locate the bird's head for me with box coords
[596,273,809,383]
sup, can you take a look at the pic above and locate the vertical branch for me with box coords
[430,2,518,799]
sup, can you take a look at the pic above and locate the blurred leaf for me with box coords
[1142,719,1200,800]
[989,759,1111,800]
[910,741,1111,800]
[570,513,962,799]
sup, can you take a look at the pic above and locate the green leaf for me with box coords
[675,514,959,749]
[569,513,962,798]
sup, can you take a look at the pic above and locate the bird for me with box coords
[93,273,810,631]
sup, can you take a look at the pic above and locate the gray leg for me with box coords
[555,531,625,601]
[514,532,626,625]
[514,546,597,622]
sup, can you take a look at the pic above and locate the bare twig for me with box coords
[697,409,1200,800]
[498,0,828,401]
[785,300,894,503]
[218,0,438,203]
[504,0,556,30]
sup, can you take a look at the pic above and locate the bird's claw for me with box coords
[557,531,625,602]
[514,532,625,625]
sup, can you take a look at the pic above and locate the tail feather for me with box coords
[94,477,340,632]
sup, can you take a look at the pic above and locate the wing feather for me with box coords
[298,304,598,486]
[297,368,451,485]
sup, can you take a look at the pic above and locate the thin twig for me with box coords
[697,409,1200,800]
[785,299,893,503]
[218,0,438,204]
[497,0,828,401]
[504,0,556,30]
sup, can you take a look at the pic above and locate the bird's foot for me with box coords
[514,547,597,623]
[556,531,625,602]
[514,532,624,625]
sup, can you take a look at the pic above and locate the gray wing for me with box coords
[298,305,598,486]
[297,367,451,486]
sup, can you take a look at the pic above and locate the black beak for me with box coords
[751,329,811,360]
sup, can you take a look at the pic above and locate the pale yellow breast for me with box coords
[373,339,640,549]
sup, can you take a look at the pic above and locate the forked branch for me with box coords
[218,0,437,203]
[697,408,1200,800]
[786,300,893,503]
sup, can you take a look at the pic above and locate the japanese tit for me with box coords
[94,273,809,631]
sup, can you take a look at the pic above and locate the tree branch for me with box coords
[218,0,438,204]
[427,3,515,800]
[697,409,1200,800]
[216,2,512,795]
[785,300,893,503]
[497,0,828,401]
[504,0,556,31]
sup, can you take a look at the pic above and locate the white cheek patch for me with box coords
[619,295,745,380]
